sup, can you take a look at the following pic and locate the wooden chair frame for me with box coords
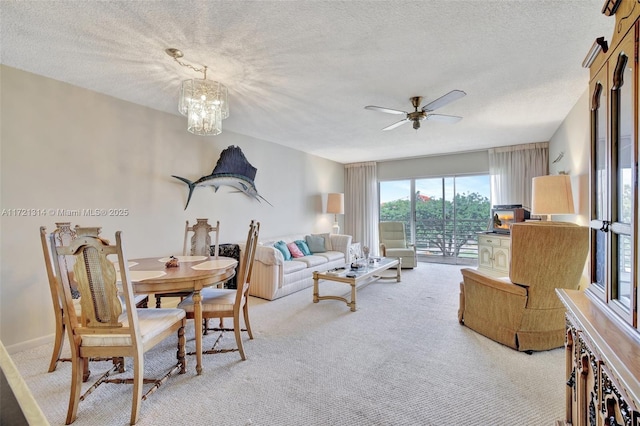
[178,220,260,360]
[155,219,220,308]
[51,227,186,425]
[40,224,148,377]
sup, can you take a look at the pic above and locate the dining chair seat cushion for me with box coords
[177,288,235,313]
[81,308,185,347]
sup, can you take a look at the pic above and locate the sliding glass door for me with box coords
[380,175,490,264]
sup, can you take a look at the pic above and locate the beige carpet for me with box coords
[11,263,565,425]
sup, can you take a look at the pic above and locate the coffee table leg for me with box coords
[349,281,357,311]
[313,272,319,303]
[193,290,203,375]
[397,258,402,282]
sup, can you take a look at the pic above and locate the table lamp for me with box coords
[531,175,575,221]
[326,193,344,234]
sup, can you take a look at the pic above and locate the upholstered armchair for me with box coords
[379,221,417,268]
[458,222,588,352]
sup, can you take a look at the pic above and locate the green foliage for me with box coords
[380,191,491,257]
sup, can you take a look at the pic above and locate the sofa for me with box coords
[242,233,352,300]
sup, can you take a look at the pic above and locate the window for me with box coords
[379,175,490,264]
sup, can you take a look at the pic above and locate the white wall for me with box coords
[0,65,344,350]
[377,150,489,180]
[548,89,590,226]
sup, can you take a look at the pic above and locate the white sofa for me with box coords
[243,233,352,300]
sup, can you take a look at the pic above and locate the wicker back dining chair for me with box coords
[40,224,149,376]
[178,220,260,360]
[155,218,220,308]
[51,227,186,425]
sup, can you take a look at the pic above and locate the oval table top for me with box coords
[127,256,238,293]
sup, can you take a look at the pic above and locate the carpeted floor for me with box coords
[11,263,565,425]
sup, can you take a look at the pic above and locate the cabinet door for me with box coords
[478,245,494,269]
[609,34,636,321]
[599,366,636,426]
[589,24,638,327]
[493,246,510,273]
[578,335,599,426]
[589,64,609,299]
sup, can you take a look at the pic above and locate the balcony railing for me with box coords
[381,217,489,265]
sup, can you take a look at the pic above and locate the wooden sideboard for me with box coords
[477,232,510,277]
[556,290,640,426]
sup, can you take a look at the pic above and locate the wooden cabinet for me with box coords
[477,233,510,276]
[557,290,640,426]
[558,3,640,425]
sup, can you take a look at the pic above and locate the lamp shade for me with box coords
[326,193,344,214]
[531,175,575,217]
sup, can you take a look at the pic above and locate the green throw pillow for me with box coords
[305,235,326,253]
[295,239,312,256]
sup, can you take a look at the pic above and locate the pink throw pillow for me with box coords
[287,242,305,258]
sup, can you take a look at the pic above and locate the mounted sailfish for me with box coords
[172,145,272,209]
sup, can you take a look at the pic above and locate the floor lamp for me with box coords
[531,175,575,221]
[326,193,344,234]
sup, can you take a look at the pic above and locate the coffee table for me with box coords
[313,257,401,311]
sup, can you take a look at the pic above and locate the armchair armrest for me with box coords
[459,268,528,335]
[461,268,527,297]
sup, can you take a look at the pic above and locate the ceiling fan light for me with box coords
[413,120,420,130]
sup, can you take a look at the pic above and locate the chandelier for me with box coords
[166,48,228,136]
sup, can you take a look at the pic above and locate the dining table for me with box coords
[125,255,238,375]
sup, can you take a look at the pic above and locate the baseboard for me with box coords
[3,334,53,355]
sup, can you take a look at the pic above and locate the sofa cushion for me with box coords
[317,250,345,262]
[274,240,292,261]
[292,255,329,268]
[282,260,307,274]
[287,242,305,258]
[294,239,312,256]
[305,235,326,253]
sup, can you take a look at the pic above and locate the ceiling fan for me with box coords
[365,89,466,131]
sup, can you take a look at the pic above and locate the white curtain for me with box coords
[344,162,379,255]
[488,143,548,209]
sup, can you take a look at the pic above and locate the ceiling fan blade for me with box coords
[382,119,410,130]
[422,90,466,112]
[364,105,408,115]
[425,113,463,123]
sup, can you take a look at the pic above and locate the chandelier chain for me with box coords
[172,57,208,79]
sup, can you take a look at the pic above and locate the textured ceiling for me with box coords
[0,1,613,164]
